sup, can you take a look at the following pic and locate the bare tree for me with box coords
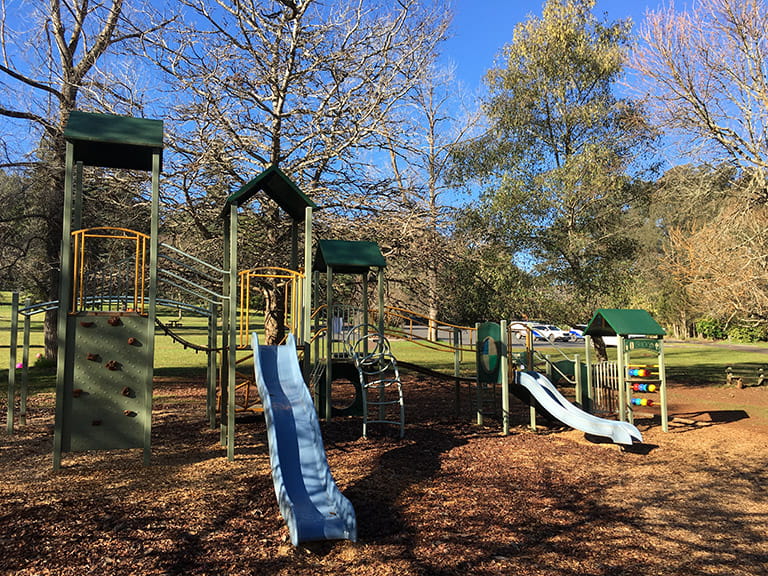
[663,197,768,323]
[632,0,768,329]
[379,63,480,338]
[0,0,170,358]
[155,0,450,343]
[633,0,768,200]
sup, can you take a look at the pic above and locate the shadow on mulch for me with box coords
[677,409,750,423]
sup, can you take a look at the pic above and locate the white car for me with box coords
[530,324,571,342]
[509,321,535,339]
[568,324,587,341]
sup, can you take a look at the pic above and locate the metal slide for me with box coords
[252,333,357,546]
[516,371,643,445]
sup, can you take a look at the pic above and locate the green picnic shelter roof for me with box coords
[585,308,666,338]
[63,110,163,171]
[225,164,316,221]
[313,239,386,274]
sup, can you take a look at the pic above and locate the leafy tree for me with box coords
[451,0,657,331]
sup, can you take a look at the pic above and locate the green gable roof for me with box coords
[225,165,316,221]
[313,239,386,274]
[585,309,666,338]
[64,110,163,171]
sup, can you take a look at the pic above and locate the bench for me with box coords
[726,366,765,389]
[167,320,183,328]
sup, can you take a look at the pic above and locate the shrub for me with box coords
[726,323,767,344]
[33,353,56,370]
[695,317,726,340]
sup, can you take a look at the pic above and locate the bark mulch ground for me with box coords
[1,373,767,575]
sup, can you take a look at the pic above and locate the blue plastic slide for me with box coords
[252,333,357,546]
[516,371,643,445]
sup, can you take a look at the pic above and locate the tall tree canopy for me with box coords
[452,0,657,321]
[155,0,450,342]
[633,0,768,331]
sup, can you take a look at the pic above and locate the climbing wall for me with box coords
[61,313,152,452]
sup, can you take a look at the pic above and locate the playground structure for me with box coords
[0,111,320,468]
[474,319,644,444]
[582,309,668,433]
[344,324,405,439]
[499,308,669,436]
[3,110,673,551]
[307,239,405,437]
[1,110,411,499]
[52,113,163,468]
[4,114,668,452]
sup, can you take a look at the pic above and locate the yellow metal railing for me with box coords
[238,267,304,347]
[71,227,150,314]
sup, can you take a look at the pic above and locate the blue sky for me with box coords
[444,0,664,92]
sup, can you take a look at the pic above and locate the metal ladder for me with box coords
[346,325,405,438]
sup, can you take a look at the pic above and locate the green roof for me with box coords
[313,240,386,274]
[63,110,163,171]
[225,165,316,221]
[585,309,666,337]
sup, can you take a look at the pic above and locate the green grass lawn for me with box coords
[2,291,767,396]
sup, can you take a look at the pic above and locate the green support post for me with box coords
[6,292,18,434]
[500,320,510,436]
[21,299,31,426]
[302,207,313,366]
[207,303,218,429]
[53,141,75,470]
[143,150,162,466]
[377,269,385,337]
[617,335,628,422]
[474,322,482,426]
[227,204,238,460]
[453,327,461,418]
[584,335,593,414]
[659,341,669,432]
[325,266,333,420]
[573,353,582,408]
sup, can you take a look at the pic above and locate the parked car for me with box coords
[510,321,535,340]
[530,324,571,342]
[568,324,587,341]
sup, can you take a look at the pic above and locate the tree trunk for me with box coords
[427,264,439,341]
[592,335,608,362]
[263,283,286,346]
[43,139,66,361]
